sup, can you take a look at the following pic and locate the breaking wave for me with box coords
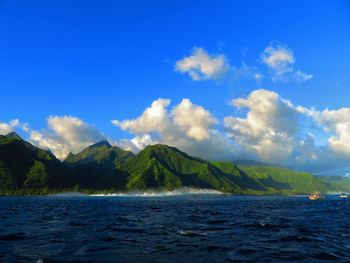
[89,187,224,197]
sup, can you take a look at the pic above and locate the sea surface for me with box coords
[0,193,350,262]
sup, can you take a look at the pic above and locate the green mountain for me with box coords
[234,159,269,167]
[210,161,266,191]
[121,144,249,192]
[0,132,72,194]
[0,134,346,195]
[316,175,350,192]
[238,165,329,194]
[64,140,134,189]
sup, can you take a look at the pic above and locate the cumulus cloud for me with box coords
[261,43,313,82]
[117,134,158,153]
[297,106,350,155]
[1,91,349,174]
[0,119,29,135]
[29,116,105,160]
[220,89,350,172]
[172,99,217,140]
[112,98,232,160]
[262,45,294,73]
[2,91,349,173]
[175,43,312,85]
[112,98,217,142]
[112,92,350,171]
[112,99,170,134]
[175,47,229,80]
[0,119,20,135]
[224,89,300,163]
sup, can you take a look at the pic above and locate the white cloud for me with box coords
[294,133,320,164]
[261,43,313,83]
[29,116,105,160]
[112,98,217,142]
[0,119,29,135]
[0,119,20,135]
[117,134,158,153]
[175,47,229,80]
[112,99,171,134]
[175,43,312,85]
[113,92,350,170]
[297,106,350,155]
[222,90,350,171]
[30,130,71,159]
[131,134,157,150]
[224,89,299,163]
[112,98,232,160]
[262,45,294,73]
[172,99,217,140]
[294,70,314,82]
[21,123,30,133]
[4,91,350,173]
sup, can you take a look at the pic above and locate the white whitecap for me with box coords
[89,187,224,197]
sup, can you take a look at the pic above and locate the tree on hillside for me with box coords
[0,161,15,190]
[24,161,48,189]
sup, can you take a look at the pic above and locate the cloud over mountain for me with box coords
[112,91,346,170]
[4,90,350,172]
[0,119,20,135]
[297,106,350,156]
[112,98,217,142]
[112,99,171,134]
[112,98,232,160]
[0,119,29,135]
[29,116,105,160]
[224,89,299,163]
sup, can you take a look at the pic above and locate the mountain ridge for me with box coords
[0,132,73,194]
[0,134,348,195]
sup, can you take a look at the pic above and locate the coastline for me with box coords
[0,187,330,197]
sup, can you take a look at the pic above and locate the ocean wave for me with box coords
[89,187,224,197]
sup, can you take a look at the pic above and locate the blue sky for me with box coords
[1,1,350,172]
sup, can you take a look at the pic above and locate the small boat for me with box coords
[308,191,324,200]
[340,193,349,198]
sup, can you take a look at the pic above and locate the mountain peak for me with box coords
[5,132,22,140]
[89,140,112,149]
[66,152,75,159]
[142,144,175,156]
[144,144,176,152]
[137,144,195,163]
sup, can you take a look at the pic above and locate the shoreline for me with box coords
[0,187,341,197]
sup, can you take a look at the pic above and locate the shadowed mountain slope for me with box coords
[0,135,343,195]
[64,141,134,189]
[0,132,72,193]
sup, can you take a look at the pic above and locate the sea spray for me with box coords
[89,187,224,197]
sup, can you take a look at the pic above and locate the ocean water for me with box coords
[0,193,350,262]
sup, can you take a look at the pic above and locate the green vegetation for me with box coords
[64,141,133,189]
[0,132,72,195]
[24,161,47,189]
[210,161,265,191]
[316,175,350,192]
[122,145,244,192]
[239,165,329,194]
[0,133,348,195]
[65,140,133,166]
[0,161,15,191]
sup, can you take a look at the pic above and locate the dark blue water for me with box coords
[0,194,350,263]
